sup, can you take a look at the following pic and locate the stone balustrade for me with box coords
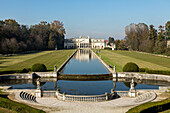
[56,91,114,102]
[116,91,129,97]
[42,91,56,97]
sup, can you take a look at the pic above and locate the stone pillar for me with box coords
[130,79,135,90]
[54,65,58,78]
[129,79,136,97]
[36,78,41,90]
[54,65,57,72]
[35,89,41,98]
[35,78,42,98]
[105,92,108,100]
[113,66,116,72]
[63,92,66,101]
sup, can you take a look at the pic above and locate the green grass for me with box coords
[0,89,45,113]
[95,50,170,72]
[0,50,75,71]
[126,97,170,113]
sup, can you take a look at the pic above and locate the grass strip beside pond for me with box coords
[95,50,170,72]
[0,50,75,72]
[126,97,170,113]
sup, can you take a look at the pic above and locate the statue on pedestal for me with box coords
[130,79,135,90]
[36,78,41,90]
[129,78,136,97]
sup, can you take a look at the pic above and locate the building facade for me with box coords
[167,40,170,48]
[64,36,105,49]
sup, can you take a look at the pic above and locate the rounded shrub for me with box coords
[123,62,139,72]
[31,63,47,72]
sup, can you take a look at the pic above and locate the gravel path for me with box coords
[14,92,157,113]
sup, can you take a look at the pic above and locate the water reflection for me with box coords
[73,49,97,62]
[61,49,110,74]
[0,78,167,95]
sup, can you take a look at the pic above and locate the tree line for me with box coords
[115,21,170,55]
[0,19,65,55]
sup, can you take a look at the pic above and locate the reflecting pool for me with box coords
[61,49,110,74]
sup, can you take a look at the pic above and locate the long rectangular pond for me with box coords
[0,79,166,95]
[60,49,110,74]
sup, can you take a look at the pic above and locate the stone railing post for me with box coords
[54,65,57,72]
[128,79,136,97]
[35,89,42,98]
[56,89,59,97]
[63,92,66,101]
[105,92,108,100]
[113,65,116,72]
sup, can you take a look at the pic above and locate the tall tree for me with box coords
[165,21,170,40]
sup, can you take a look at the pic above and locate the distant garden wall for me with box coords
[113,72,170,82]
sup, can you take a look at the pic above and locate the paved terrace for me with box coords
[13,91,157,113]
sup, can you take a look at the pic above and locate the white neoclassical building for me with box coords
[64,36,105,49]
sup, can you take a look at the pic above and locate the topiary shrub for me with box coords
[21,68,31,73]
[31,63,47,72]
[123,62,139,72]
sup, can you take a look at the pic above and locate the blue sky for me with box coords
[0,0,170,39]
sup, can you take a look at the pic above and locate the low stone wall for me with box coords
[113,72,170,82]
[33,72,57,78]
[0,73,32,80]
[56,91,112,102]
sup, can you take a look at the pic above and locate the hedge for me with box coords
[139,68,149,72]
[0,68,31,75]
[126,97,170,113]
[146,70,170,75]
[104,47,112,50]
[139,68,170,75]
[123,62,139,72]
[31,63,47,72]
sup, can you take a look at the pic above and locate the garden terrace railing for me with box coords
[56,91,114,102]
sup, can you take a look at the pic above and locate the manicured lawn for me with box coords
[126,92,170,113]
[0,107,16,113]
[96,50,170,72]
[0,50,75,71]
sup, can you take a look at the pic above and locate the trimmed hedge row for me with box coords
[0,68,31,75]
[104,47,112,50]
[139,68,170,75]
[0,63,47,75]
[146,70,170,75]
[126,97,170,113]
